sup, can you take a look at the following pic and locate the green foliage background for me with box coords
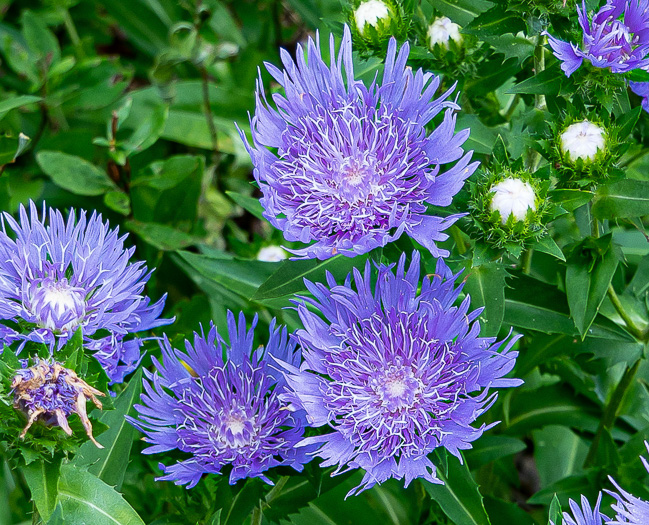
[1,0,649,524]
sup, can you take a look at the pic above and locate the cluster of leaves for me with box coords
[0,0,648,524]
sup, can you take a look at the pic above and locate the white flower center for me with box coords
[354,0,390,32]
[560,121,606,162]
[30,278,86,332]
[257,246,288,262]
[490,178,537,224]
[427,16,462,48]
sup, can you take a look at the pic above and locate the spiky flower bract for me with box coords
[129,312,310,488]
[550,494,608,525]
[545,0,649,77]
[278,251,522,496]
[241,25,478,260]
[0,202,171,383]
[606,442,649,524]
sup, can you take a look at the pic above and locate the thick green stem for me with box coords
[61,8,85,60]
[525,34,547,172]
[584,360,641,467]
[607,284,647,341]
[521,248,533,274]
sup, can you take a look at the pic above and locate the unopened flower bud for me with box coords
[354,0,391,33]
[560,120,606,162]
[489,178,537,223]
[427,16,463,49]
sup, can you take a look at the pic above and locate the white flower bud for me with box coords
[560,121,606,162]
[427,16,463,49]
[354,0,390,32]
[257,246,288,262]
[490,178,536,224]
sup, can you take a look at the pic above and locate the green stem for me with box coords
[200,66,219,159]
[584,359,641,467]
[525,34,547,172]
[607,284,647,341]
[32,501,39,525]
[521,248,533,274]
[450,225,468,255]
[61,8,85,60]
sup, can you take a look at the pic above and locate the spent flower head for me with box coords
[129,312,310,488]
[277,251,522,496]
[240,26,477,260]
[545,0,649,77]
[12,359,105,447]
[0,202,172,383]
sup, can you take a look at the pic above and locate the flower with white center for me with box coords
[428,17,462,49]
[354,0,390,32]
[560,121,606,162]
[489,178,537,224]
[0,202,172,383]
[277,251,522,496]
[257,246,288,262]
[129,312,311,488]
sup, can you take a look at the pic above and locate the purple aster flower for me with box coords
[545,0,649,77]
[12,359,105,446]
[240,25,477,260]
[550,494,608,525]
[128,312,310,488]
[0,202,171,383]
[277,251,522,496]
[630,80,649,111]
[606,442,649,524]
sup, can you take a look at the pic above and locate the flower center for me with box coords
[373,365,421,412]
[214,411,256,449]
[29,277,86,332]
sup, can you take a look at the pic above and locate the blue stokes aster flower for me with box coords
[606,443,649,524]
[129,312,310,488]
[545,0,649,77]
[277,251,522,495]
[0,202,171,383]
[630,80,649,111]
[240,25,477,260]
[551,494,608,525]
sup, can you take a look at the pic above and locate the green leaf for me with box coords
[428,0,494,25]
[226,191,265,220]
[121,101,169,158]
[57,463,145,525]
[73,369,142,491]
[104,191,131,216]
[463,262,507,337]
[592,179,649,219]
[508,63,569,96]
[463,6,525,38]
[23,456,61,521]
[177,250,279,299]
[36,151,116,196]
[457,114,498,155]
[253,254,370,301]
[463,435,526,469]
[534,236,565,262]
[547,495,562,525]
[126,221,199,251]
[504,272,633,341]
[424,452,491,525]
[528,474,594,506]
[533,425,587,486]
[566,234,620,338]
[550,189,594,213]
[0,95,41,120]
